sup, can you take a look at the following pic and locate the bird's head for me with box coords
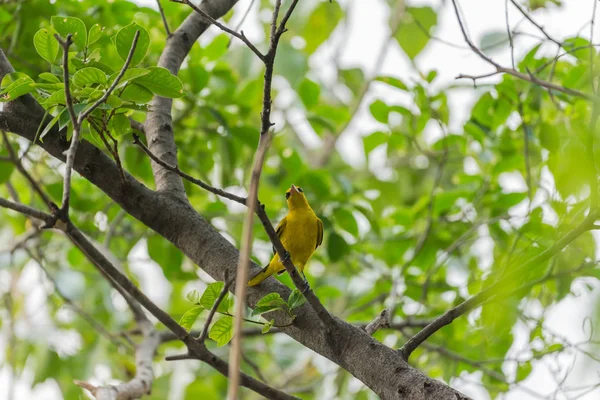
[285,184,310,210]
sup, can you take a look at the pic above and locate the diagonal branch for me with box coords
[176,0,265,61]
[144,0,239,196]
[400,209,599,360]
[451,0,597,101]
[54,30,140,215]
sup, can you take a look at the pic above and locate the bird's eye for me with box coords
[297,187,303,193]
[285,192,291,199]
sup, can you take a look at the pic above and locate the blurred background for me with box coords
[1,0,600,398]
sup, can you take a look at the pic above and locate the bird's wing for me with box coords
[316,217,323,249]
[272,215,288,255]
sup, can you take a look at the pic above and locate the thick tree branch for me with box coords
[0,48,468,399]
[144,0,239,196]
[75,320,160,400]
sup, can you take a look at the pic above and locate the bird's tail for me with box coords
[248,264,274,286]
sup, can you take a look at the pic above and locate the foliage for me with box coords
[0,0,599,399]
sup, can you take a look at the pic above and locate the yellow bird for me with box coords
[248,184,323,286]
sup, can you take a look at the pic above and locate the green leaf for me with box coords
[34,29,59,63]
[287,289,306,311]
[327,232,350,262]
[186,289,200,304]
[376,76,408,91]
[0,76,35,102]
[370,100,389,123]
[40,110,64,140]
[43,90,66,107]
[333,207,359,237]
[394,7,437,59]
[297,78,320,109]
[106,95,123,108]
[39,73,60,83]
[115,22,150,66]
[179,306,204,331]
[88,24,104,46]
[51,16,87,49]
[147,235,185,279]
[363,131,389,156]
[120,83,153,104]
[0,150,15,184]
[109,114,130,136]
[303,1,343,54]
[209,316,234,346]
[72,67,107,88]
[200,282,228,313]
[255,293,287,309]
[250,305,283,317]
[262,319,274,334]
[516,362,532,382]
[132,67,184,98]
[108,68,150,89]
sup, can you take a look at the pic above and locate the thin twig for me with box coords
[0,197,53,223]
[227,132,272,399]
[156,0,171,37]
[451,0,597,101]
[177,0,265,61]
[228,0,257,48]
[55,30,140,215]
[1,131,55,209]
[132,134,246,204]
[509,0,562,46]
[400,209,598,360]
[199,275,235,342]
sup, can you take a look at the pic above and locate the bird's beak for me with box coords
[290,184,299,194]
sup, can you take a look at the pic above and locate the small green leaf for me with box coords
[108,68,150,89]
[52,16,87,49]
[34,28,59,64]
[115,22,150,66]
[363,131,389,156]
[376,76,408,91]
[287,289,306,311]
[516,362,532,382]
[109,114,130,136]
[200,282,228,313]
[209,316,234,346]
[369,100,389,123]
[303,0,343,54]
[73,67,107,88]
[262,319,274,334]
[120,83,153,104]
[43,90,66,107]
[250,305,283,317]
[0,76,35,102]
[255,293,287,309]
[106,95,123,108]
[394,7,437,59]
[186,289,200,304]
[179,306,204,331]
[132,67,184,98]
[333,207,359,237]
[327,232,350,262]
[39,73,60,83]
[480,30,509,53]
[297,78,320,109]
[40,110,64,140]
[88,24,103,46]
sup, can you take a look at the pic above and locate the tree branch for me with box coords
[143,0,239,196]
[451,0,597,101]
[400,209,599,360]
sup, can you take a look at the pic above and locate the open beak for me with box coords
[290,184,299,194]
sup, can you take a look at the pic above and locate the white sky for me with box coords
[2,1,600,399]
